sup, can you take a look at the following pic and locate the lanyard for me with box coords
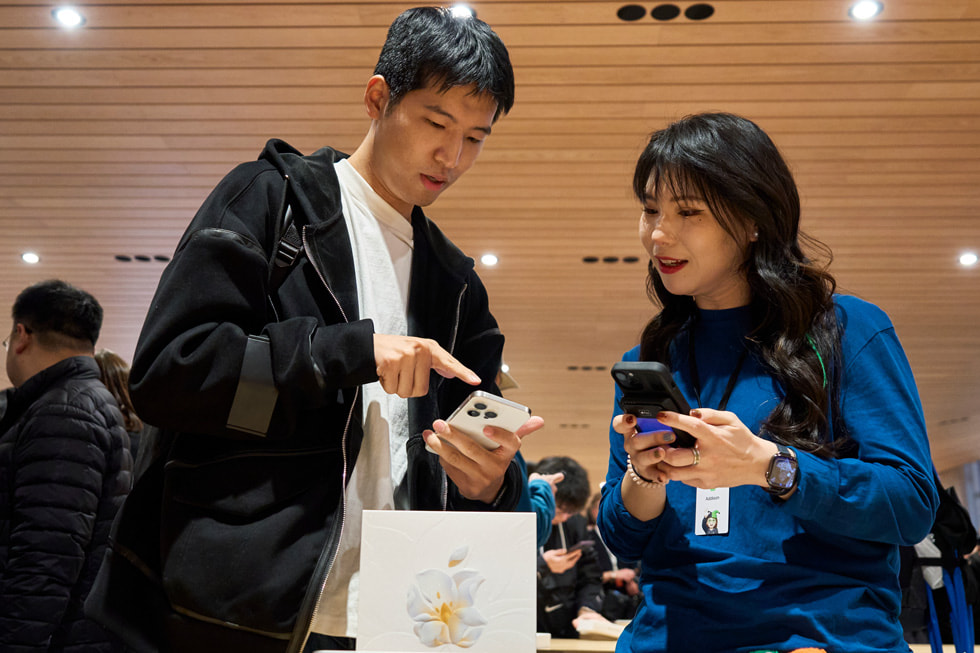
[688,335,749,411]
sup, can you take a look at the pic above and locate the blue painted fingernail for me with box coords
[664,432,675,443]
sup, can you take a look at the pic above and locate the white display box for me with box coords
[356,510,536,652]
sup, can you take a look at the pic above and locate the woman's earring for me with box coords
[752,229,759,241]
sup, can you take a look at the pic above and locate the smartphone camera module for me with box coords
[615,370,640,390]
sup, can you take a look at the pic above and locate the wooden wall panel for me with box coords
[0,0,978,486]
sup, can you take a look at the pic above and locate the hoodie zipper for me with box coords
[291,224,358,652]
[440,282,468,509]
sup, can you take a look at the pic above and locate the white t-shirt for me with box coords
[309,159,414,638]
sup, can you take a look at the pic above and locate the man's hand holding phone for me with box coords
[424,391,544,504]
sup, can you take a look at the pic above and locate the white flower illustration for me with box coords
[407,546,487,648]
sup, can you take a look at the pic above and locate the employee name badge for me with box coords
[695,487,730,535]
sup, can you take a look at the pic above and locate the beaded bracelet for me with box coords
[627,454,663,488]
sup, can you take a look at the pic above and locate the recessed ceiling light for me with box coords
[52,6,85,28]
[480,253,498,266]
[960,252,978,267]
[21,252,40,264]
[849,0,883,21]
[450,4,475,19]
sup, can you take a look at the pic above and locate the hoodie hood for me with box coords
[258,138,474,284]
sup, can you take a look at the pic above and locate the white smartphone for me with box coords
[444,390,532,450]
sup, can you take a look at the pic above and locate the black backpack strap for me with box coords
[268,174,305,293]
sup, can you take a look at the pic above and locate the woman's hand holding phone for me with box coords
[611,362,697,447]
[650,406,778,493]
[615,413,674,483]
[614,412,675,521]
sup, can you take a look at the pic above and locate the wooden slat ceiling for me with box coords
[1,0,978,487]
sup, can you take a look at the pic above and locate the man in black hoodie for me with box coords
[87,7,542,653]
[0,279,131,651]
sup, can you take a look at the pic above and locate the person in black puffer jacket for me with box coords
[0,279,132,652]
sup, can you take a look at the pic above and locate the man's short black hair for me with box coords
[12,279,102,349]
[374,6,515,122]
[535,455,591,514]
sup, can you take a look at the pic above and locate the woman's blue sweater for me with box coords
[598,295,938,653]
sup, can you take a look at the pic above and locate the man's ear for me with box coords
[12,323,31,354]
[364,75,390,120]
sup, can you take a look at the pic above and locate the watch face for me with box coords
[769,457,797,489]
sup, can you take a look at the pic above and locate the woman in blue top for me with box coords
[597,112,939,653]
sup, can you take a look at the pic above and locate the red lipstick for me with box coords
[656,257,687,275]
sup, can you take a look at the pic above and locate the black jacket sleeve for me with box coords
[0,404,111,647]
[130,163,376,440]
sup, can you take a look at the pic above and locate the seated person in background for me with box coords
[516,455,565,548]
[586,491,641,621]
[535,456,612,638]
[529,469,564,547]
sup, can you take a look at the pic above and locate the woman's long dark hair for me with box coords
[634,113,845,456]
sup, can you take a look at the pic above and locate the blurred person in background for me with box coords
[536,455,613,638]
[1,279,131,651]
[586,491,641,621]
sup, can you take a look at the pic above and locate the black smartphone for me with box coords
[611,361,696,448]
[567,539,595,553]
